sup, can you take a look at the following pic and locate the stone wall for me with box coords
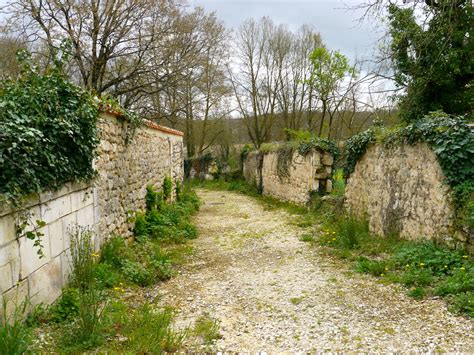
[345,142,469,250]
[0,112,184,312]
[243,148,334,205]
[95,113,184,240]
[0,182,97,315]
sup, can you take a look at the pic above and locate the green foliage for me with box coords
[145,185,158,211]
[69,226,97,291]
[450,292,474,317]
[240,144,255,161]
[163,176,173,201]
[49,288,80,323]
[286,129,340,161]
[436,268,474,296]
[193,314,221,345]
[133,185,200,243]
[387,2,473,122]
[0,47,99,204]
[319,215,369,250]
[124,304,186,352]
[0,298,31,355]
[408,287,426,299]
[355,257,387,277]
[393,241,465,276]
[343,128,376,178]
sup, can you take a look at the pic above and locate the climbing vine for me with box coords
[0,48,99,206]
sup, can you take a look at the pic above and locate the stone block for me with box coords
[0,263,13,293]
[0,280,29,320]
[0,213,16,246]
[41,195,72,224]
[76,204,95,230]
[28,257,62,306]
[49,219,64,258]
[61,212,77,250]
[322,153,334,166]
[0,241,19,267]
[19,228,51,276]
[39,184,71,204]
[71,188,94,212]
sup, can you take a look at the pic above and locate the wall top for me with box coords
[99,107,184,137]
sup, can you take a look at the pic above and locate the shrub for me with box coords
[450,292,474,317]
[133,212,149,238]
[408,287,426,299]
[436,268,474,296]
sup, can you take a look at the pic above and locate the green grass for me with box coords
[193,314,221,345]
[0,298,31,355]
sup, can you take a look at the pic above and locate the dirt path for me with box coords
[155,189,474,352]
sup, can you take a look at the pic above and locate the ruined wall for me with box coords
[345,143,467,249]
[243,148,334,205]
[95,113,184,240]
[0,112,184,311]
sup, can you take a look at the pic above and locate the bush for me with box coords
[163,177,173,201]
[436,268,474,296]
[450,292,474,317]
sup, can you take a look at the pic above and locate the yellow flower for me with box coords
[405,264,410,268]
[462,255,468,259]
[460,267,465,271]
[113,287,120,291]
[385,267,388,271]
[380,273,384,276]
[332,232,336,235]
[419,263,425,266]
[444,265,448,268]
[91,253,99,257]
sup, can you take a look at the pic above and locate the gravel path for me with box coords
[155,189,474,352]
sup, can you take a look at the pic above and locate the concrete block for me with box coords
[49,219,64,258]
[19,227,51,276]
[41,194,72,224]
[28,256,62,307]
[39,184,71,204]
[0,213,16,246]
[0,263,13,293]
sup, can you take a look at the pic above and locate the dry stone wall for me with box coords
[243,148,334,205]
[0,112,184,311]
[345,143,468,250]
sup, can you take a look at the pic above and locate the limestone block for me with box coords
[0,280,29,319]
[322,153,334,166]
[0,241,19,267]
[61,212,77,250]
[19,228,51,276]
[0,213,16,246]
[41,195,72,224]
[28,256,62,306]
[0,263,13,293]
[76,204,95,230]
[70,188,94,211]
[49,219,64,258]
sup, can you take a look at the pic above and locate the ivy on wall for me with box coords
[0,51,99,205]
[343,112,474,229]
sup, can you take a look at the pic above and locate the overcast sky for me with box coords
[188,0,385,64]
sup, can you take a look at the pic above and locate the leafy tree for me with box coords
[387,0,473,122]
[307,47,354,138]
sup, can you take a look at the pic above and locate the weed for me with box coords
[290,297,305,305]
[49,288,80,323]
[408,287,426,299]
[69,225,96,291]
[299,234,314,243]
[355,257,387,277]
[126,304,185,352]
[449,292,474,317]
[0,298,31,355]
[193,314,221,345]
[436,267,474,296]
